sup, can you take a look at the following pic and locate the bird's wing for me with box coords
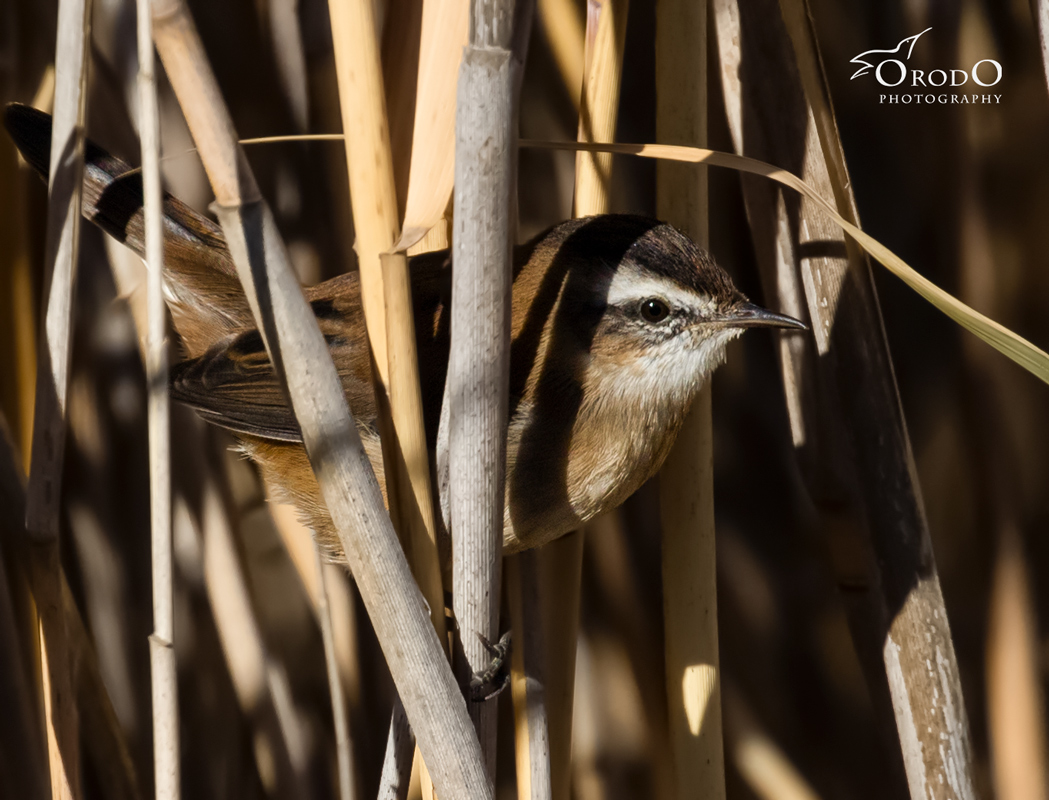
[171,296,380,442]
[170,263,453,445]
[172,329,306,441]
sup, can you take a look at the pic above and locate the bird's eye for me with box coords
[639,298,670,323]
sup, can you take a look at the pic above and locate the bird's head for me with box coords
[502,215,806,549]
[515,215,805,418]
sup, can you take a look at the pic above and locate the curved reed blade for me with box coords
[519,139,1049,386]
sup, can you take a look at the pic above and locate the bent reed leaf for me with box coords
[227,133,1049,385]
[520,139,1049,386]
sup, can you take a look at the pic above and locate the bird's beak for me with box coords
[718,302,808,330]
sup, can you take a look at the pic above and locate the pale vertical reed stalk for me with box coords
[446,0,529,777]
[534,542,582,799]
[315,545,357,800]
[135,3,180,797]
[375,0,467,790]
[380,0,424,220]
[323,0,396,379]
[394,0,469,251]
[541,3,627,796]
[326,1,448,626]
[149,2,491,795]
[508,547,554,800]
[27,0,90,546]
[25,0,93,795]
[508,552,553,800]
[572,0,627,216]
[655,0,725,797]
[326,0,445,666]
[362,1,466,793]
[301,0,453,790]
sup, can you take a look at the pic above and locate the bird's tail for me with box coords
[3,102,254,356]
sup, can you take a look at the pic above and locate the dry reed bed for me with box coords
[1,1,1048,799]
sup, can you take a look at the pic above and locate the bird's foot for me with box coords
[469,631,512,702]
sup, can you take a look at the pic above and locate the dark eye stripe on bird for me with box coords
[5,103,805,562]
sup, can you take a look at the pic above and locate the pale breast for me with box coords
[500,385,689,552]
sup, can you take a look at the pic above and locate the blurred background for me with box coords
[2,0,1049,798]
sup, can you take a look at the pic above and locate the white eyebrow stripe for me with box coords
[603,269,713,312]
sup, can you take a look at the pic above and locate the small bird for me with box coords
[5,103,805,560]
